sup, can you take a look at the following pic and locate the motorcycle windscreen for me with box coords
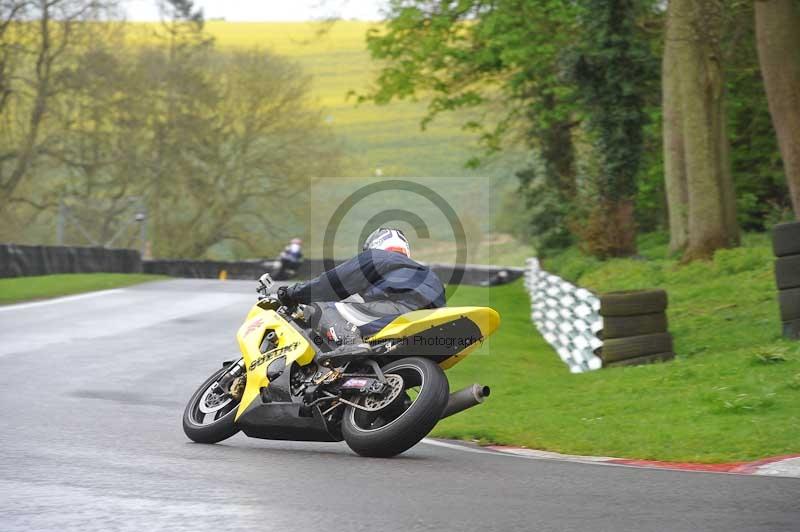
[367,306,500,369]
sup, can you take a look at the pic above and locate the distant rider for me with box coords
[276,238,303,280]
[276,228,445,346]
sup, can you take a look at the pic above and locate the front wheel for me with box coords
[182,363,244,444]
[342,357,449,458]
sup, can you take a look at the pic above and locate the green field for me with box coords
[197,22,530,264]
[203,21,526,180]
[436,235,800,462]
[0,274,166,305]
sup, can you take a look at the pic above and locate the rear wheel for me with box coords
[342,357,449,458]
[182,363,244,444]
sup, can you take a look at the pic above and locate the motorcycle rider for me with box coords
[276,228,445,346]
[276,237,303,280]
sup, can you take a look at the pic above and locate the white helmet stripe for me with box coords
[364,228,410,257]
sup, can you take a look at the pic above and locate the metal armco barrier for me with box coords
[525,258,603,373]
[142,259,268,280]
[0,244,142,278]
[0,242,523,287]
[144,258,523,286]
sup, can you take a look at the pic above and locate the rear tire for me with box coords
[342,357,449,458]
[183,365,242,444]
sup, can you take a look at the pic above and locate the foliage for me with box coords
[0,0,118,204]
[635,108,668,232]
[363,1,579,157]
[0,12,342,259]
[513,164,574,257]
[572,0,657,203]
[724,2,792,229]
[361,1,583,256]
[363,1,663,259]
[363,0,786,260]
[3,20,526,258]
[436,236,799,462]
[567,0,658,257]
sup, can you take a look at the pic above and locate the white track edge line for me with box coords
[421,438,500,455]
[0,288,125,312]
[421,439,800,478]
[422,438,612,465]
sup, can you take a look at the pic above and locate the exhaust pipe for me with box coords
[440,384,491,419]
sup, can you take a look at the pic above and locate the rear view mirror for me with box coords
[257,272,274,296]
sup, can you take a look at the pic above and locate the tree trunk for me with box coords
[670,0,739,261]
[662,12,689,253]
[755,0,800,219]
[718,103,740,245]
[608,198,637,257]
[579,199,637,258]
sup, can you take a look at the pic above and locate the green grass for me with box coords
[0,273,166,305]
[434,234,800,462]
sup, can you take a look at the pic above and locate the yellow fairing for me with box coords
[234,305,315,420]
[368,306,500,369]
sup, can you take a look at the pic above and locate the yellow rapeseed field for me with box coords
[201,21,521,180]
[198,22,530,264]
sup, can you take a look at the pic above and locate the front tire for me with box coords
[342,357,449,458]
[183,365,243,444]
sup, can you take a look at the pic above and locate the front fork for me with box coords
[215,359,246,400]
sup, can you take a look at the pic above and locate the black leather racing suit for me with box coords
[283,249,445,345]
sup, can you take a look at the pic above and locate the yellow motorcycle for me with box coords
[183,273,499,457]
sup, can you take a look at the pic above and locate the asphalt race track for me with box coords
[0,279,797,531]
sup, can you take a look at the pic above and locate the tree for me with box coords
[2,2,341,257]
[364,1,664,258]
[51,25,151,247]
[0,0,116,205]
[755,0,800,219]
[362,1,582,255]
[571,0,657,257]
[59,40,341,258]
[144,0,214,257]
[662,7,689,252]
[662,0,739,260]
[149,50,341,258]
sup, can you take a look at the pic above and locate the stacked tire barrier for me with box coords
[772,221,800,340]
[525,258,603,373]
[525,258,676,372]
[0,244,142,278]
[597,290,675,367]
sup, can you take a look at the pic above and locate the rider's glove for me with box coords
[276,285,296,306]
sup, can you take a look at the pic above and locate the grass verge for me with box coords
[0,273,167,305]
[434,234,800,463]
